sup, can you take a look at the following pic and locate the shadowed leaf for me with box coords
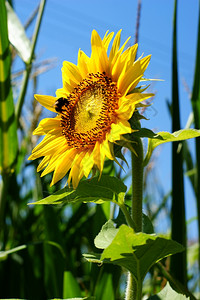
[85,225,184,285]
[29,175,127,205]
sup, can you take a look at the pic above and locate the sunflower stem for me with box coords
[125,136,144,300]
[119,203,136,230]
[131,138,143,232]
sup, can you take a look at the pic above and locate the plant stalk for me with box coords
[131,138,143,233]
[119,203,136,230]
[125,136,144,300]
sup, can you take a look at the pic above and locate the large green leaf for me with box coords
[85,225,184,285]
[6,1,31,63]
[94,216,154,251]
[144,129,200,166]
[148,282,189,300]
[0,0,18,174]
[63,271,82,298]
[29,175,127,205]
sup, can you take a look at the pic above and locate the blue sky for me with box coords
[14,0,199,238]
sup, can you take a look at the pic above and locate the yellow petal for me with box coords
[90,30,109,73]
[110,36,131,72]
[56,87,71,98]
[68,151,86,188]
[41,153,62,177]
[92,142,105,173]
[62,61,82,83]
[101,138,114,160]
[99,48,109,74]
[109,30,122,63]
[118,55,151,95]
[77,49,89,78]
[41,146,70,177]
[33,117,61,135]
[37,155,50,172]
[81,150,94,178]
[117,93,154,120]
[51,148,78,185]
[102,31,114,51]
[108,121,132,142]
[116,44,138,81]
[34,94,57,112]
[29,135,66,159]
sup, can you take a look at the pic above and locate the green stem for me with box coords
[131,138,143,233]
[125,273,137,300]
[125,136,144,300]
[119,203,136,230]
[15,0,46,123]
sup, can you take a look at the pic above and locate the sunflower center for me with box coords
[74,85,103,133]
[60,72,120,149]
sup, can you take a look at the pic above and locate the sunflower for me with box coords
[28,30,153,188]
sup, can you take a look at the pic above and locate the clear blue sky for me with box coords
[14,0,199,238]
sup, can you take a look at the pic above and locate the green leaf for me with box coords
[133,127,159,139]
[0,0,18,174]
[63,271,82,298]
[144,129,200,166]
[101,225,184,282]
[142,213,154,234]
[147,282,189,299]
[29,175,127,205]
[94,220,118,249]
[6,1,31,63]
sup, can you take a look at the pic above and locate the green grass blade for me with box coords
[0,0,18,174]
[191,0,200,279]
[63,271,82,298]
[43,206,65,298]
[6,1,31,63]
[170,0,187,286]
[15,0,46,123]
